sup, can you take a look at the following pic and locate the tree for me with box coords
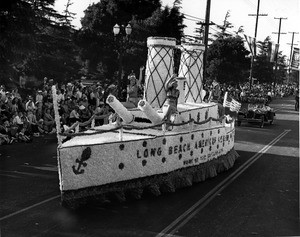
[0,0,80,87]
[253,37,287,84]
[206,36,250,84]
[212,10,234,39]
[204,11,250,85]
[76,0,185,91]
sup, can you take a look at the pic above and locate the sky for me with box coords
[54,0,300,58]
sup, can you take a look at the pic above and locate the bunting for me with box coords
[268,42,279,62]
[291,47,299,70]
[244,34,256,57]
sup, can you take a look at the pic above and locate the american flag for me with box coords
[223,92,241,112]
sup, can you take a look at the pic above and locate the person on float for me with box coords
[209,77,221,103]
[209,77,225,117]
[126,66,145,107]
[163,74,181,125]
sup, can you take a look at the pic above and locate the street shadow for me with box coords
[35,150,300,237]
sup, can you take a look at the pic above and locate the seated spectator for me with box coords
[37,119,46,134]
[0,120,12,144]
[79,105,91,122]
[69,105,80,125]
[27,111,40,136]
[0,132,10,145]
[79,94,89,109]
[11,98,19,114]
[94,102,111,126]
[12,111,23,132]
[43,108,55,133]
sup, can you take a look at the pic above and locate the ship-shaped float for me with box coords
[53,37,239,208]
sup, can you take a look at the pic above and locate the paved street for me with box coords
[0,96,299,237]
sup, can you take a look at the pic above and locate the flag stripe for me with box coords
[224,96,241,112]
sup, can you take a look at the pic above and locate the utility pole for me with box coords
[203,0,211,84]
[272,17,287,89]
[287,32,299,84]
[248,0,268,89]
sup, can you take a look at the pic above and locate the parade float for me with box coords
[52,37,239,209]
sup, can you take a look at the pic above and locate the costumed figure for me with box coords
[126,66,144,107]
[209,78,225,117]
[127,73,139,106]
[210,78,221,103]
[163,74,180,122]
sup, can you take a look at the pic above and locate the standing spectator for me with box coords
[0,85,5,102]
[56,89,65,104]
[5,92,13,114]
[66,83,74,98]
[89,85,99,106]
[75,87,83,101]
[12,88,21,101]
[25,96,36,112]
[35,90,43,120]
[43,77,48,87]
[36,90,43,104]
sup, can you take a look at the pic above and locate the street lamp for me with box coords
[113,23,132,99]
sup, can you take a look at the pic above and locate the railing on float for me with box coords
[52,86,234,145]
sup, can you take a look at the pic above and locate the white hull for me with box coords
[58,103,236,193]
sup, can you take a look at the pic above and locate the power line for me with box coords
[184,13,204,21]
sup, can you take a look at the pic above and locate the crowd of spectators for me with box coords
[0,75,298,146]
[0,78,116,145]
[203,81,297,105]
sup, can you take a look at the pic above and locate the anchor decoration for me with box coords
[72,147,91,175]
